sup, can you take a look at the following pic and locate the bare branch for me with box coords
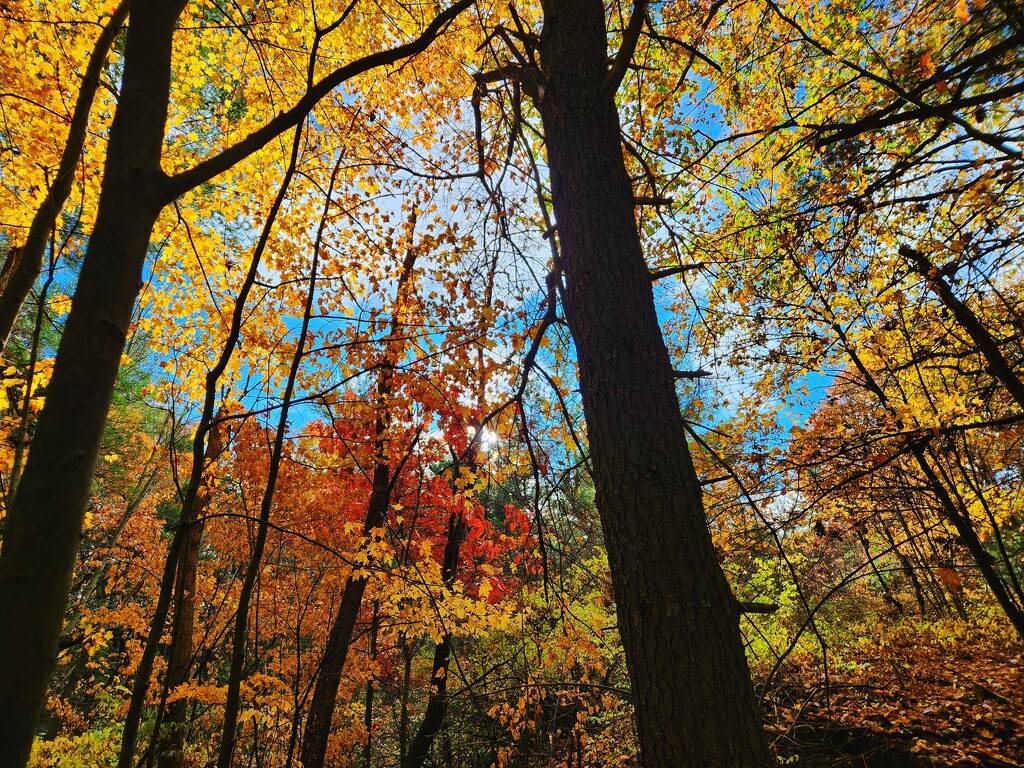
[602,0,649,99]
[673,369,712,380]
[650,262,704,281]
[738,601,779,614]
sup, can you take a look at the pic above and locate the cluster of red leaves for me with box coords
[765,620,1024,767]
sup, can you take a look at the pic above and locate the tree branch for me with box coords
[602,0,649,99]
[738,601,779,614]
[651,263,703,281]
[673,369,711,380]
[165,0,473,198]
[901,244,1024,411]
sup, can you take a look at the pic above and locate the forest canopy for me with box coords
[0,0,1022,766]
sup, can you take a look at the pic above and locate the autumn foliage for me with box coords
[0,0,1022,766]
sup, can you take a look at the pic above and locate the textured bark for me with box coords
[533,0,770,765]
[0,3,186,764]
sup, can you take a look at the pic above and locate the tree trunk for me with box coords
[157,418,226,768]
[300,233,420,768]
[0,3,186,764]
[299,463,390,768]
[406,511,465,768]
[155,516,205,768]
[533,1,770,765]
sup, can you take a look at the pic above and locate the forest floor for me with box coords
[762,617,1024,767]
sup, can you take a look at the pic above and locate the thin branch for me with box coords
[650,262,704,281]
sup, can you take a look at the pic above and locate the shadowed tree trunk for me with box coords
[299,240,420,768]
[405,510,466,768]
[157,420,228,768]
[299,463,392,768]
[154,510,206,768]
[0,4,187,764]
[530,0,771,764]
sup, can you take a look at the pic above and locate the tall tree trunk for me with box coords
[154,514,205,768]
[0,3,186,764]
[300,232,420,768]
[406,511,465,768]
[300,464,391,768]
[157,420,227,768]
[532,1,769,765]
